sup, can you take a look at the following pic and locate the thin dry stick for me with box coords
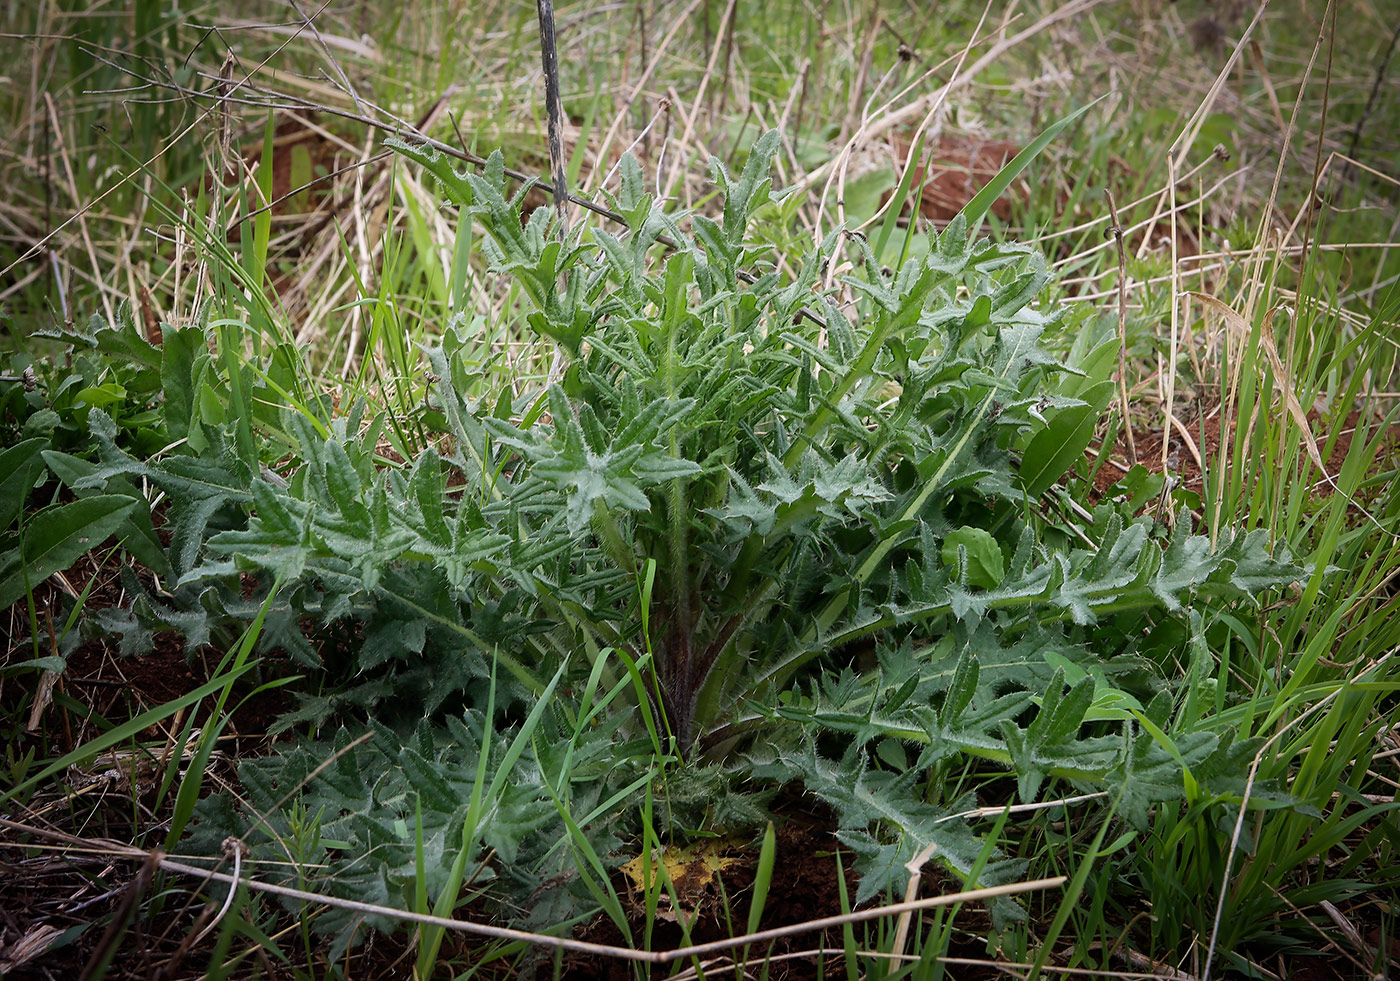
[535,0,571,384]
[1162,154,1180,484]
[235,149,392,231]
[1170,1,1270,175]
[599,96,672,190]
[43,92,116,327]
[536,0,569,230]
[1105,189,1139,466]
[840,13,881,142]
[0,815,1065,967]
[180,859,1063,964]
[669,947,1179,981]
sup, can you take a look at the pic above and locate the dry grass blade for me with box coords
[0,923,65,974]
[1133,0,1269,264]
[1190,293,1323,469]
[1105,189,1139,466]
[890,839,939,962]
[42,92,115,327]
[592,0,705,185]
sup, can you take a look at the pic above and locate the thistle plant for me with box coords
[390,131,1301,761]
[65,130,1309,924]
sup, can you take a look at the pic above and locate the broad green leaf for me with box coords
[1018,379,1114,497]
[0,438,49,529]
[161,325,202,443]
[0,496,137,609]
[41,450,172,579]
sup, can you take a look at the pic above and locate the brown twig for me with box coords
[535,0,569,230]
[1295,0,1336,287]
[1342,16,1400,183]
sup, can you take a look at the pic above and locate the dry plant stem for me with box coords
[91,52,633,231]
[236,149,393,232]
[536,0,569,230]
[1342,17,1400,180]
[43,93,115,327]
[841,14,881,142]
[890,839,939,962]
[39,50,823,333]
[1243,2,1334,328]
[1033,153,1222,247]
[1105,189,1139,466]
[0,817,1064,965]
[1162,155,1180,484]
[599,96,672,190]
[819,2,994,243]
[1135,0,1269,262]
[1294,0,1336,291]
[1271,892,1377,977]
[660,0,737,198]
[849,2,997,240]
[1169,0,1269,172]
[536,0,570,383]
[288,0,365,115]
[1055,160,1238,275]
[186,839,245,948]
[670,948,1184,981]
